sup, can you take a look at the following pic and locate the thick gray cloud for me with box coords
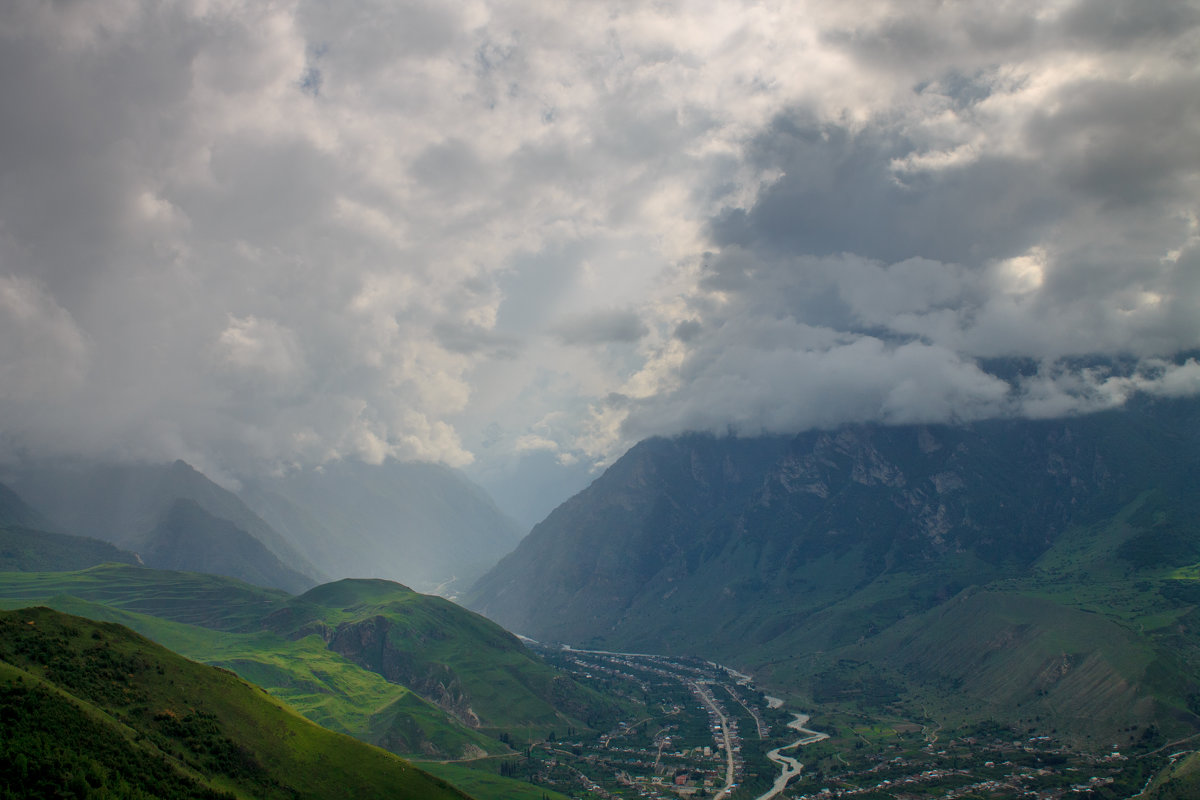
[0,0,1196,501]
[604,0,1200,454]
[552,309,649,346]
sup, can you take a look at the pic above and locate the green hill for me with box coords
[270,578,625,740]
[0,564,625,758]
[0,606,472,800]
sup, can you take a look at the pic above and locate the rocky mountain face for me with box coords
[467,396,1200,743]
[470,400,1186,643]
[240,459,525,595]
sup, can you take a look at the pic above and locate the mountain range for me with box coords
[4,391,1200,795]
[239,459,524,595]
[467,395,1200,746]
[0,456,522,595]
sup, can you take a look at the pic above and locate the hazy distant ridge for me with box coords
[0,460,325,592]
[241,460,524,595]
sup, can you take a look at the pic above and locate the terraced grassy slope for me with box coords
[0,563,289,630]
[0,607,472,800]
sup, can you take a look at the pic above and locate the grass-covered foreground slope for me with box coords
[0,606,471,800]
[0,564,625,758]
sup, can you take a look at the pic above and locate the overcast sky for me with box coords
[1,0,1198,523]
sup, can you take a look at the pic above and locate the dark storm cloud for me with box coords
[709,113,1065,266]
[603,0,1200,452]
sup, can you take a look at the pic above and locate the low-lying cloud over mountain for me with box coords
[0,1,1197,503]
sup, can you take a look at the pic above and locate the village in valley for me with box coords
[504,648,1172,800]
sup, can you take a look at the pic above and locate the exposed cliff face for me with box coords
[261,578,625,742]
[327,615,481,728]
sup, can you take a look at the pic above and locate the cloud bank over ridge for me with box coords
[0,0,1197,489]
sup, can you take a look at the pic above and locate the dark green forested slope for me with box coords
[0,606,472,800]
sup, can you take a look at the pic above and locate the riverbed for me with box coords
[752,711,829,800]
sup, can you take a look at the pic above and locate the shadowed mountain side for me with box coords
[0,606,472,800]
[0,479,145,573]
[240,460,524,595]
[0,481,54,531]
[0,525,140,573]
[468,398,1199,644]
[135,499,315,594]
[0,460,325,585]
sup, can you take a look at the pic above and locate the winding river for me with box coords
[752,709,829,800]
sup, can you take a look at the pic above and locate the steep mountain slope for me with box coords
[240,459,524,594]
[0,480,54,530]
[1,478,143,572]
[135,499,314,593]
[467,396,1200,744]
[1,460,324,588]
[0,606,471,800]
